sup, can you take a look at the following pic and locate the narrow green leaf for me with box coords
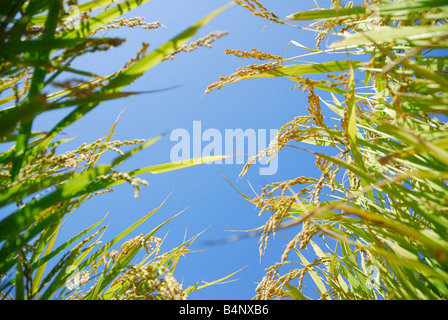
[105,2,233,92]
[284,283,308,300]
[60,0,153,39]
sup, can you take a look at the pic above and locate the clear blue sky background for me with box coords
[29,0,340,299]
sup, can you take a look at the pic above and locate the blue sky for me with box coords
[30,0,337,299]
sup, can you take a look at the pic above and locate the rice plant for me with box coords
[0,0,232,300]
[207,0,448,300]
